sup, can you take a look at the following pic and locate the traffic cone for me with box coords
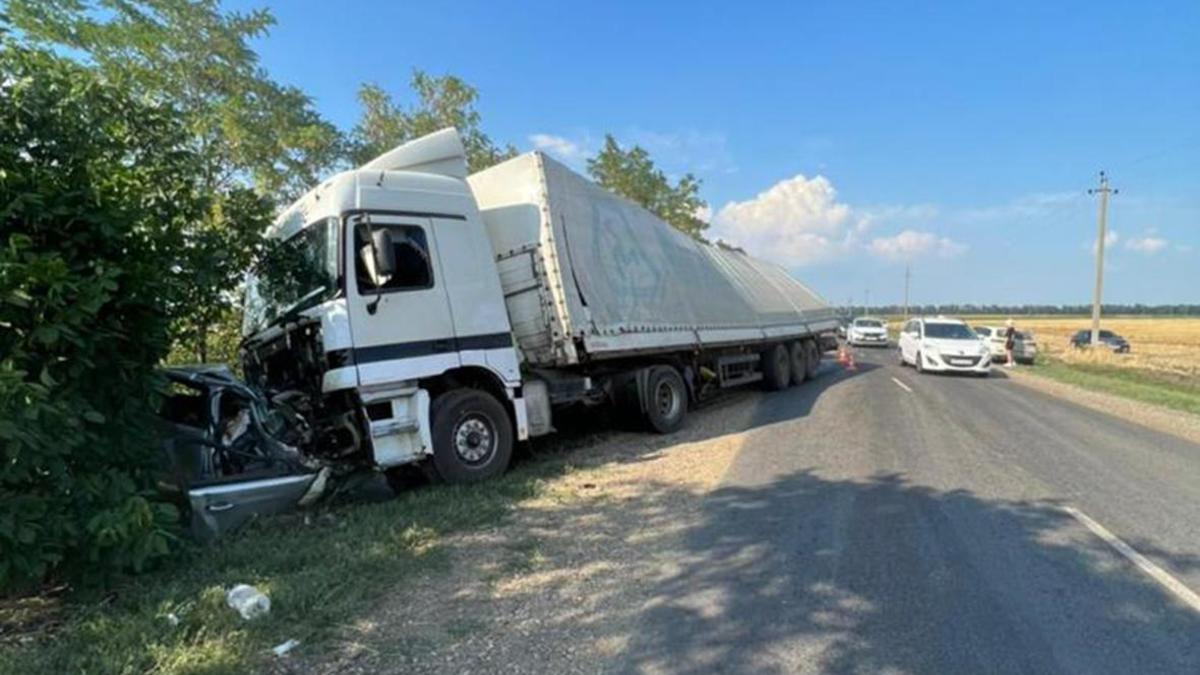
[845,347,857,371]
[836,344,848,366]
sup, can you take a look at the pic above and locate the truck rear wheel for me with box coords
[644,366,687,434]
[429,389,513,483]
[762,344,791,391]
[804,340,821,380]
[789,341,809,384]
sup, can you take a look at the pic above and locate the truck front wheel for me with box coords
[429,389,513,483]
[644,366,687,434]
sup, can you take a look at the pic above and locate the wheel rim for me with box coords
[655,379,681,420]
[453,414,496,465]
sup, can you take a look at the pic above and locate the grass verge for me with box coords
[0,454,576,675]
[1024,357,1200,416]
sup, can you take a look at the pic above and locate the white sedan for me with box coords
[898,317,991,376]
[846,317,890,347]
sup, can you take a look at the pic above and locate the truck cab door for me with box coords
[428,214,519,383]
[346,213,458,387]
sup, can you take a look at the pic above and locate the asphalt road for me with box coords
[615,347,1200,674]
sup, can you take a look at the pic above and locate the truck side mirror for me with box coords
[356,224,396,284]
[370,229,396,278]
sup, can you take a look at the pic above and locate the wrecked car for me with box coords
[156,365,331,541]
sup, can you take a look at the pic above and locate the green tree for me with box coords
[7,0,343,362]
[586,135,709,239]
[350,72,517,172]
[7,0,344,201]
[0,41,270,588]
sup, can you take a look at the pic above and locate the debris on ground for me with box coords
[271,639,300,657]
[225,584,271,620]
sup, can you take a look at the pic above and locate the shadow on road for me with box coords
[610,469,1200,674]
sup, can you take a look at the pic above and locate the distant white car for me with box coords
[898,316,991,376]
[974,325,1038,364]
[846,317,890,347]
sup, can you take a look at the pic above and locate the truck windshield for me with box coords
[243,218,339,335]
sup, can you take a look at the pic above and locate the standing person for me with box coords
[1004,318,1017,367]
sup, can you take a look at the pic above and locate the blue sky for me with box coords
[234,0,1198,306]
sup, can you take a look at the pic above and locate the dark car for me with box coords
[1069,329,1130,353]
[157,365,327,541]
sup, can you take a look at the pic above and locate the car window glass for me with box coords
[924,323,976,339]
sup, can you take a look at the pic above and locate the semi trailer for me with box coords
[162,128,837,536]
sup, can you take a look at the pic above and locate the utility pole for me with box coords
[864,289,870,315]
[903,263,911,320]
[1088,171,1117,346]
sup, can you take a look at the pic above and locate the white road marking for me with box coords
[891,377,913,393]
[1063,506,1200,614]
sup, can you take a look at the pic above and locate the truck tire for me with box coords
[762,344,791,391]
[644,366,687,434]
[804,340,821,380]
[789,341,809,384]
[428,388,513,484]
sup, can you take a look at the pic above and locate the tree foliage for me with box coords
[7,0,342,362]
[0,41,269,588]
[7,0,344,202]
[587,135,709,239]
[350,72,517,173]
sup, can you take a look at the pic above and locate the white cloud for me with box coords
[709,174,855,266]
[529,133,588,164]
[1125,236,1168,254]
[709,174,961,267]
[868,230,967,260]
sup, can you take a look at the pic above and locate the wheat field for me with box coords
[965,316,1200,380]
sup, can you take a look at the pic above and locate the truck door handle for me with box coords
[207,502,235,513]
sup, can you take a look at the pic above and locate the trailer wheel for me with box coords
[789,341,809,384]
[804,340,821,380]
[644,366,687,434]
[428,389,513,483]
[762,344,791,391]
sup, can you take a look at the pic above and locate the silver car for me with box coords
[158,366,327,541]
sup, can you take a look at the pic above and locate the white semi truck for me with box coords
[166,128,836,535]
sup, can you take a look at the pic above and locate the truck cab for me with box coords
[241,130,527,485]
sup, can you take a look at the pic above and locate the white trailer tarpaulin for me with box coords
[469,153,837,366]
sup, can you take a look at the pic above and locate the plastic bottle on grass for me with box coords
[225,584,271,620]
